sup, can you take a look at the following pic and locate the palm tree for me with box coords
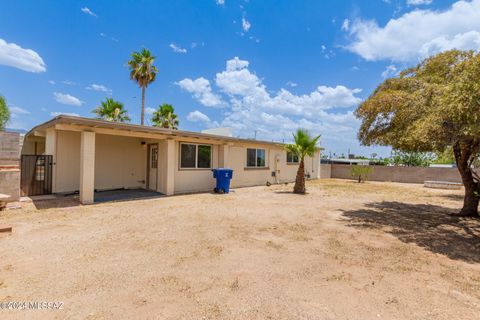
[0,95,9,130]
[285,129,321,194]
[151,103,179,129]
[127,48,158,125]
[93,98,131,122]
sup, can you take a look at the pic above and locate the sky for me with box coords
[1,0,479,158]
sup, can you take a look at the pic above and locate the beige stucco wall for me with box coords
[94,134,146,191]
[38,127,321,195]
[227,144,319,188]
[55,131,80,192]
[54,131,148,193]
[173,142,219,194]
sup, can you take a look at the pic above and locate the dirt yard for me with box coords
[0,179,479,319]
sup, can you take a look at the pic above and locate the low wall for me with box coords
[0,132,21,201]
[322,164,465,184]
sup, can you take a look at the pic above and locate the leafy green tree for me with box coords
[151,103,179,129]
[285,129,321,194]
[356,50,480,217]
[128,48,158,125]
[434,147,456,165]
[93,98,130,122]
[0,95,10,130]
[350,165,373,183]
[390,150,434,167]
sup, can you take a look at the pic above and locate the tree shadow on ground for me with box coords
[341,201,480,263]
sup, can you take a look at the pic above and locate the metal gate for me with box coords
[20,155,53,196]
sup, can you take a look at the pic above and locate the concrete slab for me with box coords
[94,189,164,203]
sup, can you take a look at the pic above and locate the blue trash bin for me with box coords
[212,168,233,193]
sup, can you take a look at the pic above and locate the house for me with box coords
[21,116,321,204]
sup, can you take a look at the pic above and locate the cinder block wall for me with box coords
[330,164,465,184]
[0,132,21,201]
[320,164,332,179]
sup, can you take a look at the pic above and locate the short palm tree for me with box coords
[151,103,179,129]
[93,98,130,122]
[0,95,9,130]
[285,129,321,194]
[127,48,158,125]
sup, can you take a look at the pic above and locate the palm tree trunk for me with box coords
[141,86,146,125]
[293,159,306,194]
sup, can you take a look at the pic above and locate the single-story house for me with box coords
[21,116,321,204]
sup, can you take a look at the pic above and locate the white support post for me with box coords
[45,128,57,192]
[79,131,96,204]
[219,144,230,168]
[164,139,175,195]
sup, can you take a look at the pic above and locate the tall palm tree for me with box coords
[93,98,131,122]
[0,95,9,130]
[151,103,179,129]
[127,48,158,125]
[285,129,321,194]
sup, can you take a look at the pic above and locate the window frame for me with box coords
[286,151,299,164]
[179,142,212,170]
[246,148,267,168]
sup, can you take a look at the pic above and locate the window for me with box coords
[246,148,266,168]
[287,151,299,164]
[151,147,158,169]
[180,143,211,169]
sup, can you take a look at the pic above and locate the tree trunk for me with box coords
[293,159,306,194]
[453,141,480,217]
[141,86,146,126]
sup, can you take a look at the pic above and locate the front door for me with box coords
[148,144,158,190]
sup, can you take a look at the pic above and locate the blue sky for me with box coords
[0,0,478,157]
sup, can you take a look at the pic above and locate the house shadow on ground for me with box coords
[30,189,164,210]
[341,201,480,263]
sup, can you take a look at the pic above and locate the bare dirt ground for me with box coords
[0,179,479,320]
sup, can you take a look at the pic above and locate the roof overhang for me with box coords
[26,115,287,147]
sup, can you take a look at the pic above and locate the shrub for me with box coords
[350,165,373,183]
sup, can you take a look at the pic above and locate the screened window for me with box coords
[246,148,266,167]
[287,151,299,164]
[151,147,158,168]
[180,143,211,169]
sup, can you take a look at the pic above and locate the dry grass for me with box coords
[0,178,479,319]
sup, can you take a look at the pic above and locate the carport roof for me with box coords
[26,115,288,146]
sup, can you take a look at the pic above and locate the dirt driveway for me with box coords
[0,179,479,319]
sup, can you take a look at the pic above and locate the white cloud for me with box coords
[346,0,480,62]
[48,80,55,85]
[53,92,84,106]
[216,0,225,5]
[62,80,75,86]
[81,7,97,17]
[407,0,432,5]
[341,19,350,31]
[50,112,80,117]
[0,38,46,73]
[286,81,297,87]
[177,77,225,107]
[86,83,112,93]
[187,110,219,128]
[214,57,361,117]
[242,18,251,32]
[145,107,156,115]
[9,106,30,115]
[187,110,210,123]
[381,64,398,78]
[178,57,363,145]
[169,43,187,53]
